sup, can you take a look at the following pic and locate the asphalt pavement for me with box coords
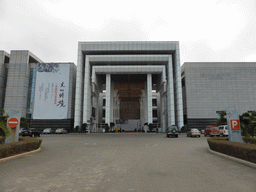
[0,133,256,192]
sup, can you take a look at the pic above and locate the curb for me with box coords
[0,147,41,163]
[208,148,256,169]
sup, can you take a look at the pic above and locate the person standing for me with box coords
[144,124,148,133]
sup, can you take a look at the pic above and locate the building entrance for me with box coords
[112,74,146,121]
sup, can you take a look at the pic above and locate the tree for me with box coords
[148,123,154,132]
[0,109,10,139]
[20,117,29,129]
[110,122,115,132]
[81,123,87,132]
[0,109,5,116]
[74,125,79,132]
[216,111,227,126]
[240,111,256,137]
[105,124,110,132]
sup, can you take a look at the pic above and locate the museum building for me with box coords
[74,41,184,132]
[2,42,256,132]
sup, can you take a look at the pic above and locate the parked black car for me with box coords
[166,125,179,138]
[21,128,41,137]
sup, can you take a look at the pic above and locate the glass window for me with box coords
[152,99,157,106]
[153,109,157,117]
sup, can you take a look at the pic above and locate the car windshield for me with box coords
[212,127,218,130]
[191,129,198,131]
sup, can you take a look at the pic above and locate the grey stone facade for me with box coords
[0,51,9,109]
[4,51,43,117]
[181,62,256,129]
[68,63,77,119]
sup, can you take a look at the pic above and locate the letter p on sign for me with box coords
[230,119,240,130]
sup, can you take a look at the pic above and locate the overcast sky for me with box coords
[1,0,256,66]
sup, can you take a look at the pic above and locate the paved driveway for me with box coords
[0,133,256,192]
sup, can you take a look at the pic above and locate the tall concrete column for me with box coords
[140,90,145,125]
[113,90,119,124]
[93,96,98,132]
[98,93,103,124]
[110,81,114,124]
[147,74,153,124]
[117,96,120,120]
[161,94,167,132]
[173,45,184,130]
[74,46,84,127]
[167,56,175,127]
[144,85,148,123]
[83,56,91,125]
[105,74,111,126]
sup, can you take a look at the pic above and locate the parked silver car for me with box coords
[55,128,67,134]
[43,128,55,134]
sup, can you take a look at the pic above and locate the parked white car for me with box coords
[55,128,67,134]
[187,128,201,137]
[218,125,229,136]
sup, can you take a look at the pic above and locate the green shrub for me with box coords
[207,138,256,163]
[243,137,256,145]
[0,137,42,159]
[0,136,5,144]
[208,137,229,141]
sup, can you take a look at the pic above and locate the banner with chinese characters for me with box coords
[33,63,70,119]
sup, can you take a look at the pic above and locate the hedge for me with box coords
[0,136,4,144]
[243,137,256,145]
[0,137,42,159]
[207,137,256,164]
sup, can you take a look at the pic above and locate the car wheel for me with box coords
[199,135,200,137]
[204,133,207,137]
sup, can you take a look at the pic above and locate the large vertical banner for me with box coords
[33,63,70,119]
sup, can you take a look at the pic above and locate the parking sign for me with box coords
[230,119,240,130]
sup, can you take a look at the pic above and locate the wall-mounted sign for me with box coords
[33,63,70,119]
